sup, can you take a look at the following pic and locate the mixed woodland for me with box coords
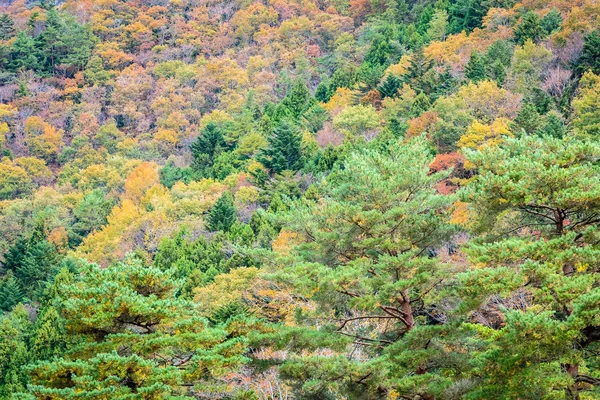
[0,0,600,398]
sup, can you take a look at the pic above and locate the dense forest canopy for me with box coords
[0,0,600,398]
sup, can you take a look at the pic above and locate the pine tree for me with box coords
[259,120,303,174]
[0,305,32,398]
[30,306,66,360]
[465,51,487,82]
[24,256,252,398]
[315,82,329,102]
[409,91,431,117]
[460,135,600,399]
[16,240,60,298]
[404,47,434,93]
[378,73,402,98]
[536,112,565,138]
[448,0,488,34]
[206,192,237,232]
[512,101,541,135]
[272,137,457,398]
[364,34,394,66]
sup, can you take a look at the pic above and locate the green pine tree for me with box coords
[459,135,600,399]
[24,256,253,398]
[191,122,227,178]
[541,9,562,35]
[9,31,42,72]
[270,137,457,398]
[280,79,316,120]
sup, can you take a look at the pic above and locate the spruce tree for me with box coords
[191,122,227,177]
[409,91,432,117]
[577,30,600,75]
[0,272,24,311]
[315,81,329,102]
[514,11,546,45]
[259,120,303,174]
[0,14,15,41]
[9,31,42,72]
[206,192,237,232]
[465,51,487,82]
[541,9,562,35]
[280,79,316,119]
[378,73,402,98]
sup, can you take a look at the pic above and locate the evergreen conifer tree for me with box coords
[206,192,237,232]
[0,14,15,41]
[465,51,487,82]
[577,30,600,75]
[0,272,24,311]
[378,73,402,98]
[259,120,303,173]
[514,11,546,44]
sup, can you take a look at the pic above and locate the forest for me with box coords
[0,0,600,398]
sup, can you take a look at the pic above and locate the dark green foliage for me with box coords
[206,192,237,232]
[8,31,42,72]
[536,112,566,138]
[259,120,304,174]
[3,9,97,75]
[302,104,330,133]
[514,11,546,45]
[577,30,600,75]
[512,102,542,135]
[0,272,23,311]
[404,47,434,94]
[0,14,15,41]
[279,79,316,120]
[364,34,394,66]
[315,82,329,102]
[465,51,487,82]
[2,224,62,301]
[191,122,227,177]
[14,240,61,297]
[448,0,488,34]
[541,9,562,34]
[485,39,514,67]
[159,163,194,188]
[409,91,432,117]
[378,73,402,98]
